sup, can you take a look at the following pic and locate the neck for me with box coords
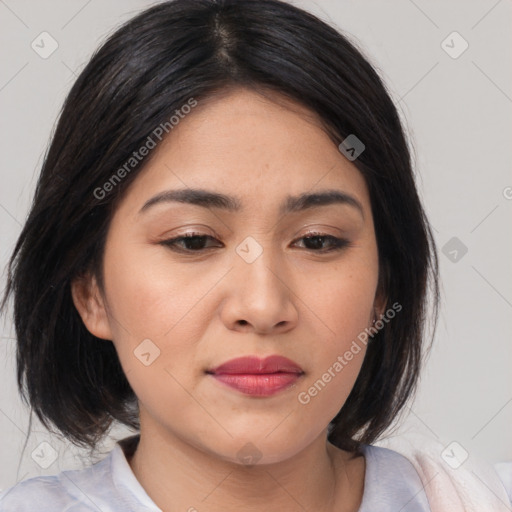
[126,422,364,512]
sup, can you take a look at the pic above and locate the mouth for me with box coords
[205,355,304,397]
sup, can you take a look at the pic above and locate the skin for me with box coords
[72,87,386,512]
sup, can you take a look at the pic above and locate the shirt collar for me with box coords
[110,434,163,511]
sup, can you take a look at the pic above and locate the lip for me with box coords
[206,355,304,397]
[209,355,303,375]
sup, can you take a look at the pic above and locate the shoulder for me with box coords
[0,448,116,512]
[0,475,79,511]
[494,460,512,504]
[358,444,431,512]
[367,434,512,509]
[363,443,423,475]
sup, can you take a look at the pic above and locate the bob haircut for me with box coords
[1,0,439,455]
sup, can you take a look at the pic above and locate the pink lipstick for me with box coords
[206,355,304,397]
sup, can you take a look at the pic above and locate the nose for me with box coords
[220,251,299,335]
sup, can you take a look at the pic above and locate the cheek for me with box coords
[102,236,214,340]
[293,253,378,416]
[303,249,379,344]
[292,292,370,431]
[100,237,225,396]
[101,244,213,428]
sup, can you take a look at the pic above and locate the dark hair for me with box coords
[1,0,439,455]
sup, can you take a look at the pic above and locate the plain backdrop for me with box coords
[1,0,511,492]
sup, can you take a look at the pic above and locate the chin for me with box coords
[212,434,310,467]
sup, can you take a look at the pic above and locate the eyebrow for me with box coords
[138,188,364,218]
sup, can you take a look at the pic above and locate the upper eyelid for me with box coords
[168,230,343,241]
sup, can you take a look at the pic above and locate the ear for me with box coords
[71,272,113,340]
[373,263,389,320]
[373,288,388,321]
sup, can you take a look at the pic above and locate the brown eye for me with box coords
[292,233,351,252]
[160,233,222,252]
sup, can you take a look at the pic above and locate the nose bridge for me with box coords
[235,237,286,303]
[222,235,298,332]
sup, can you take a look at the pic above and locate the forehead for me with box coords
[116,87,371,217]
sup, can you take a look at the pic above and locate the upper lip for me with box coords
[207,355,304,375]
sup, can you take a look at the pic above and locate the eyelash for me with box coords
[160,231,351,254]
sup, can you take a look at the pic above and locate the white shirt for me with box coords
[1,434,510,511]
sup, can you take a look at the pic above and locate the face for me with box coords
[73,87,384,464]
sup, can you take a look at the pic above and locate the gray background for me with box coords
[1,0,511,492]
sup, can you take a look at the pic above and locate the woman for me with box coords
[0,1,510,510]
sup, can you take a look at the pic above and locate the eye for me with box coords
[160,232,222,252]
[160,231,350,254]
[292,232,351,252]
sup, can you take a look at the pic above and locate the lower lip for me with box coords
[209,373,302,397]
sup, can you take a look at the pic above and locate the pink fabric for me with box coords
[379,433,511,511]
